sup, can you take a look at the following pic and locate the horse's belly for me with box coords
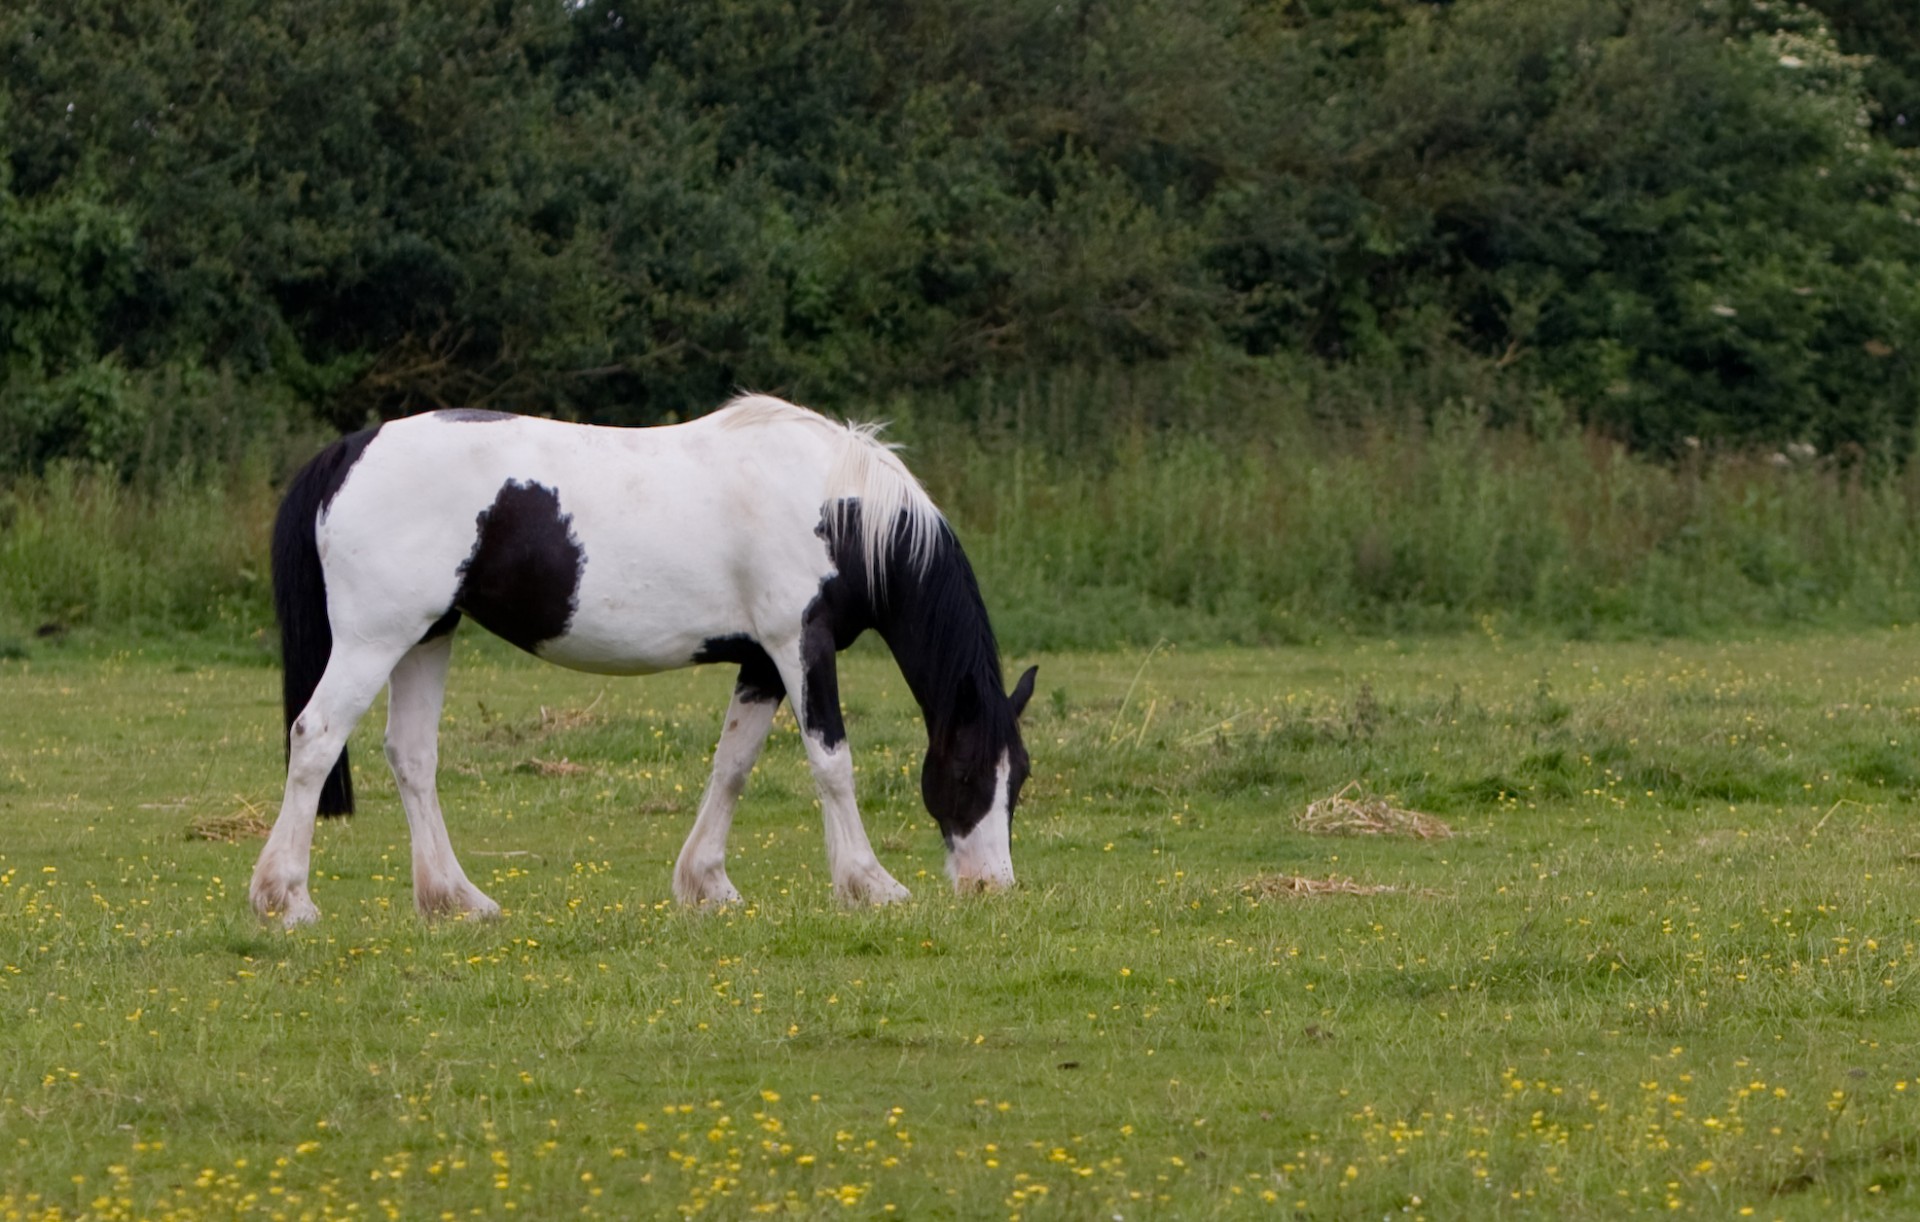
[527,599,733,677]
[515,544,792,677]
[530,629,704,676]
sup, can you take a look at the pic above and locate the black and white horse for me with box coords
[250,395,1036,925]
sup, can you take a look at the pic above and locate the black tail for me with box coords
[271,429,378,816]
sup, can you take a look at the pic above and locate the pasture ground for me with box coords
[2,629,1918,1219]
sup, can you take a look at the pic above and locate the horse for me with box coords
[248,394,1037,926]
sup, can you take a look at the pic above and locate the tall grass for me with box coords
[0,364,319,643]
[0,460,280,639]
[7,369,1920,646]
[895,370,1920,647]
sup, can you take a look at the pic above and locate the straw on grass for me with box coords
[538,692,605,734]
[188,801,271,843]
[1243,874,1437,899]
[1296,780,1451,840]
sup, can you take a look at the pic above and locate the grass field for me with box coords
[2,629,1918,1219]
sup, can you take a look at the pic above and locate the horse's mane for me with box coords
[897,525,1011,743]
[715,394,944,593]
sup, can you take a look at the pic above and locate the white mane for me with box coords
[715,394,944,591]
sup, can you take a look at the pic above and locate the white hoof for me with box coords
[674,875,743,908]
[252,877,320,927]
[835,866,911,906]
[417,881,502,921]
[674,857,742,908]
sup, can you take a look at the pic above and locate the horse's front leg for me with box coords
[772,631,910,906]
[386,635,499,920]
[674,667,782,906]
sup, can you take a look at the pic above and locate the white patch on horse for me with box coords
[947,753,1015,893]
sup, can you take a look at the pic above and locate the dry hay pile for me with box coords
[1296,780,1451,840]
[538,694,604,734]
[188,805,271,842]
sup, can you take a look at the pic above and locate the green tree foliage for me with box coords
[0,167,140,467]
[1,0,1916,470]
[2,0,621,430]
[1345,0,1920,453]
[1794,0,1920,146]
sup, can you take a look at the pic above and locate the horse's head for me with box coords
[922,665,1038,893]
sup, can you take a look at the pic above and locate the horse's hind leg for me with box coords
[674,670,782,906]
[386,634,499,920]
[251,639,410,926]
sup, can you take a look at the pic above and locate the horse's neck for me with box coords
[873,551,1002,742]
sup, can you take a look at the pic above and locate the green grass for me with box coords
[2,630,1920,1218]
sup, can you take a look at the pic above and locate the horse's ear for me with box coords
[1009,665,1038,721]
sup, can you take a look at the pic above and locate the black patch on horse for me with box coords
[693,635,786,704]
[809,501,1033,837]
[797,567,873,753]
[435,408,517,423]
[316,427,382,512]
[451,480,584,653]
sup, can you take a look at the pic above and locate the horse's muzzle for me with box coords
[951,870,1014,896]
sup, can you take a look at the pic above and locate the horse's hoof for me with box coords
[418,884,501,921]
[837,872,911,906]
[673,862,742,908]
[252,879,320,927]
[446,896,502,922]
[264,894,320,928]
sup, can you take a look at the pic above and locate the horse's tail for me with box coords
[271,432,374,816]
